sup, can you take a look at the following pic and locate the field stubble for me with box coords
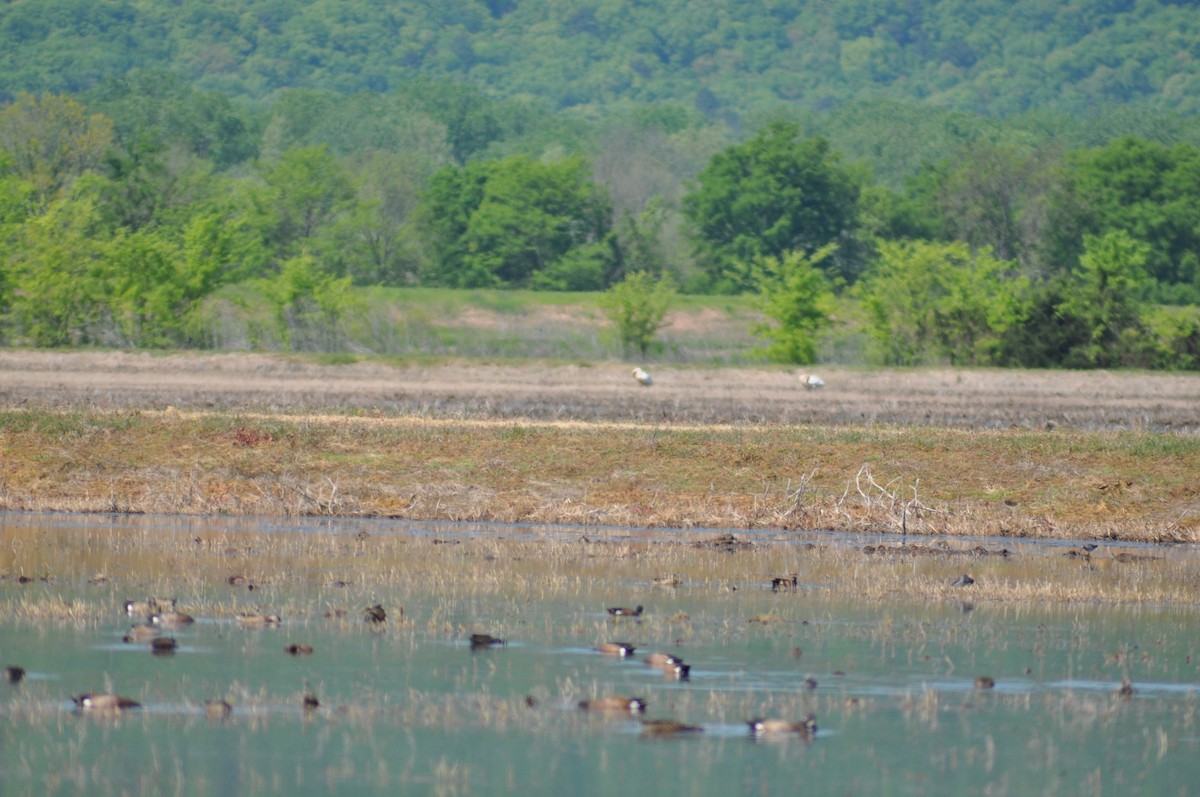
[0,351,1197,546]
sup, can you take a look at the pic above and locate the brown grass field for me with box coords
[1,350,1198,545]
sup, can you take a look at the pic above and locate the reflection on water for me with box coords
[0,512,1198,796]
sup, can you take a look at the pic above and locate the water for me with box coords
[1,512,1197,796]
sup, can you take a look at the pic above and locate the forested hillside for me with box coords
[3,0,1200,120]
[1,1,1199,370]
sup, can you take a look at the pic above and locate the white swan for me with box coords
[632,367,653,386]
[798,373,825,389]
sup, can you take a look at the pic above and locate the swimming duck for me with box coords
[363,604,387,624]
[771,575,798,591]
[72,694,141,713]
[643,652,682,668]
[125,597,176,617]
[595,642,636,657]
[285,643,314,656]
[662,661,691,680]
[150,610,195,628]
[149,637,178,655]
[469,633,506,650]
[641,719,703,737]
[578,696,647,713]
[606,605,644,617]
[238,613,282,628]
[748,716,817,737]
[653,574,683,587]
[205,699,233,720]
[3,666,25,684]
[123,623,158,643]
[974,675,996,690]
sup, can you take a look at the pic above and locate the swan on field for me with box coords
[632,367,653,386]
[798,373,825,389]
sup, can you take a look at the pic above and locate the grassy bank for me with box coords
[1,407,1196,544]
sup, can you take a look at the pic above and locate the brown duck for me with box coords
[238,613,282,628]
[205,699,233,720]
[606,605,644,617]
[123,623,158,643]
[73,694,141,713]
[469,633,506,650]
[578,696,647,713]
[641,719,703,737]
[595,642,636,657]
[149,637,178,655]
[125,597,175,617]
[748,716,818,737]
[151,610,195,628]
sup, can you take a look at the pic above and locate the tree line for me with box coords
[0,83,1198,369]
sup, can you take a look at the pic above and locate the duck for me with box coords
[150,610,195,628]
[301,680,321,712]
[578,696,647,713]
[149,637,178,655]
[72,694,141,713]
[652,574,683,587]
[641,719,703,737]
[3,665,25,684]
[125,597,175,617]
[285,643,314,656]
[469,633,506,650]
[237,613,282,628]
[606,605,644,618]
[771,575,798,591]
[363,604,387,624]
[643,652,682,668]
[644,654,691,679]
[595,642,636,657]
[748,716,817,737]
[123,623,158,643]
[205,699,233,720]
[974,675,996,690]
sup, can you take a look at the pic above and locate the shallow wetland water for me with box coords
[1,512,1198,796]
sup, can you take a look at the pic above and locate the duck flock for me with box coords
[6,591,825,740]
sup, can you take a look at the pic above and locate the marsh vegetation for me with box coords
[1,513,1198,796]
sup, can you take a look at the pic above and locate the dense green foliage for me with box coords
[1,1,1199,369]
[4,0,1200,120]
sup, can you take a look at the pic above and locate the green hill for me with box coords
[3,0,1200,121]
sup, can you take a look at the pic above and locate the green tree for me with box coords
[0,93,114,201]
[601,271,674,356]
[1057,230,1151,368]
[3,192,109,346]
[1046,137,1200,303]
[750,246,837,364]
[250,145,355,262]
[859,240,1029,366]
[683,121,862,292]
[419,155,615,290]
[261,254,358,352]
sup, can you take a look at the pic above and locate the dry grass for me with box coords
[1,405,1197,544]
[2,521,1197,612]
